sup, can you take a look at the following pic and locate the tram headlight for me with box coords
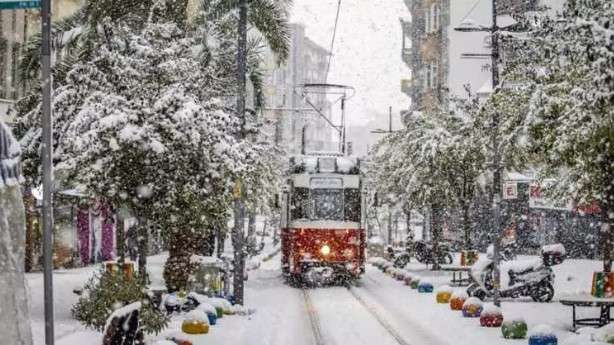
[320,244,331,256]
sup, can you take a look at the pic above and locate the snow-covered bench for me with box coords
[560,294,614,331]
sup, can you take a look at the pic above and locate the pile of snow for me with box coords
[481,303,502,316]
[209,297,232,313]
[231,304,252,316]
[184,310,209,325]
[502,316,525,325]
[451,290,469,300]
[196,302,217,315]
[436,285,453,294]
[529,324,556,337]
[462,297,483,308]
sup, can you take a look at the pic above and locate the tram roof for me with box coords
[288,155,361,175]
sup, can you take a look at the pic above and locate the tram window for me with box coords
[344,188,361,222]
[291,187,310,220]
[312,189,343,220]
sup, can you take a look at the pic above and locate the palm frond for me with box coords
[18,7,87,86]
[249,0,291,63]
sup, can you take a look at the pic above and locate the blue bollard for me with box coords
[528,334,557,345]
[417,282,434,293]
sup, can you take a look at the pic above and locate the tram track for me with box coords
[346,286,414,345]
[302,288,327,345]
[301,285,414,345]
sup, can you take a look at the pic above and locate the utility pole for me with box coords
[454,0,502,308]
[232,0,248,306]
[41,0,55,343]
[489,0,503,309]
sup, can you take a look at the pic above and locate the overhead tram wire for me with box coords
[460,0,484,24]
[325,0,342,83]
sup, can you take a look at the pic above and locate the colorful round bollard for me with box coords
[450,290,468,311]
[404,274,413,286]
[396,271,406,281]
[182,310,210,335]
[462,297,483,317]
[418,281,434,293]
[410,278,421,289]
[528,325,557,345]
[436,285,453,303]
[479,304,503,327]
[501,318,528,339]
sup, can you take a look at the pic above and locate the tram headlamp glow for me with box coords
[320,244,331,256]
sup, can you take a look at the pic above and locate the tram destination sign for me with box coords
[0,0,41,10]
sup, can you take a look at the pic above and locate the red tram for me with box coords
[280,155,366,285]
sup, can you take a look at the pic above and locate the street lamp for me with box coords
[454,0,503,307]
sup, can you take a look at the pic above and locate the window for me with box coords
[291,187,310,220]
[423,63,439,91]
[425,66,432,90]
[312,189,344,220]
[430,63,439,89]
[344,188,361,222]
[432,4,440,32]
[424,9,431,33]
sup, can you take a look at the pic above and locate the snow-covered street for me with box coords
[1,1,612,345]
[26,250,611,345]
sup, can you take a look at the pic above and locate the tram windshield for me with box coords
[290,178,361,222]
[312,188,344,220]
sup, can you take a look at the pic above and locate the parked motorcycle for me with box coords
[392,239,453,268]
[467,244,565,303]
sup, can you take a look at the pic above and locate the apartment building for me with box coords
[0,0,82,123]
[263,23,334,154]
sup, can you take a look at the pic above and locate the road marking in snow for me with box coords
[302,289,328,345]
[346,286,414,345]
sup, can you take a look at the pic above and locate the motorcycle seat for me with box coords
[506,260,543,284]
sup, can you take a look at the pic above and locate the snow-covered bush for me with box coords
[72,269,168,334]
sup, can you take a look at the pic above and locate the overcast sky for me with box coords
[290,0,410,127]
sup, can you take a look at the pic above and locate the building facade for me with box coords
[263,23,334,154]
[400,0,450,114]
[0,1,83,123]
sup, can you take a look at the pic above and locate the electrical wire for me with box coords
[324,0,342,83]
[460,0,484,24]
